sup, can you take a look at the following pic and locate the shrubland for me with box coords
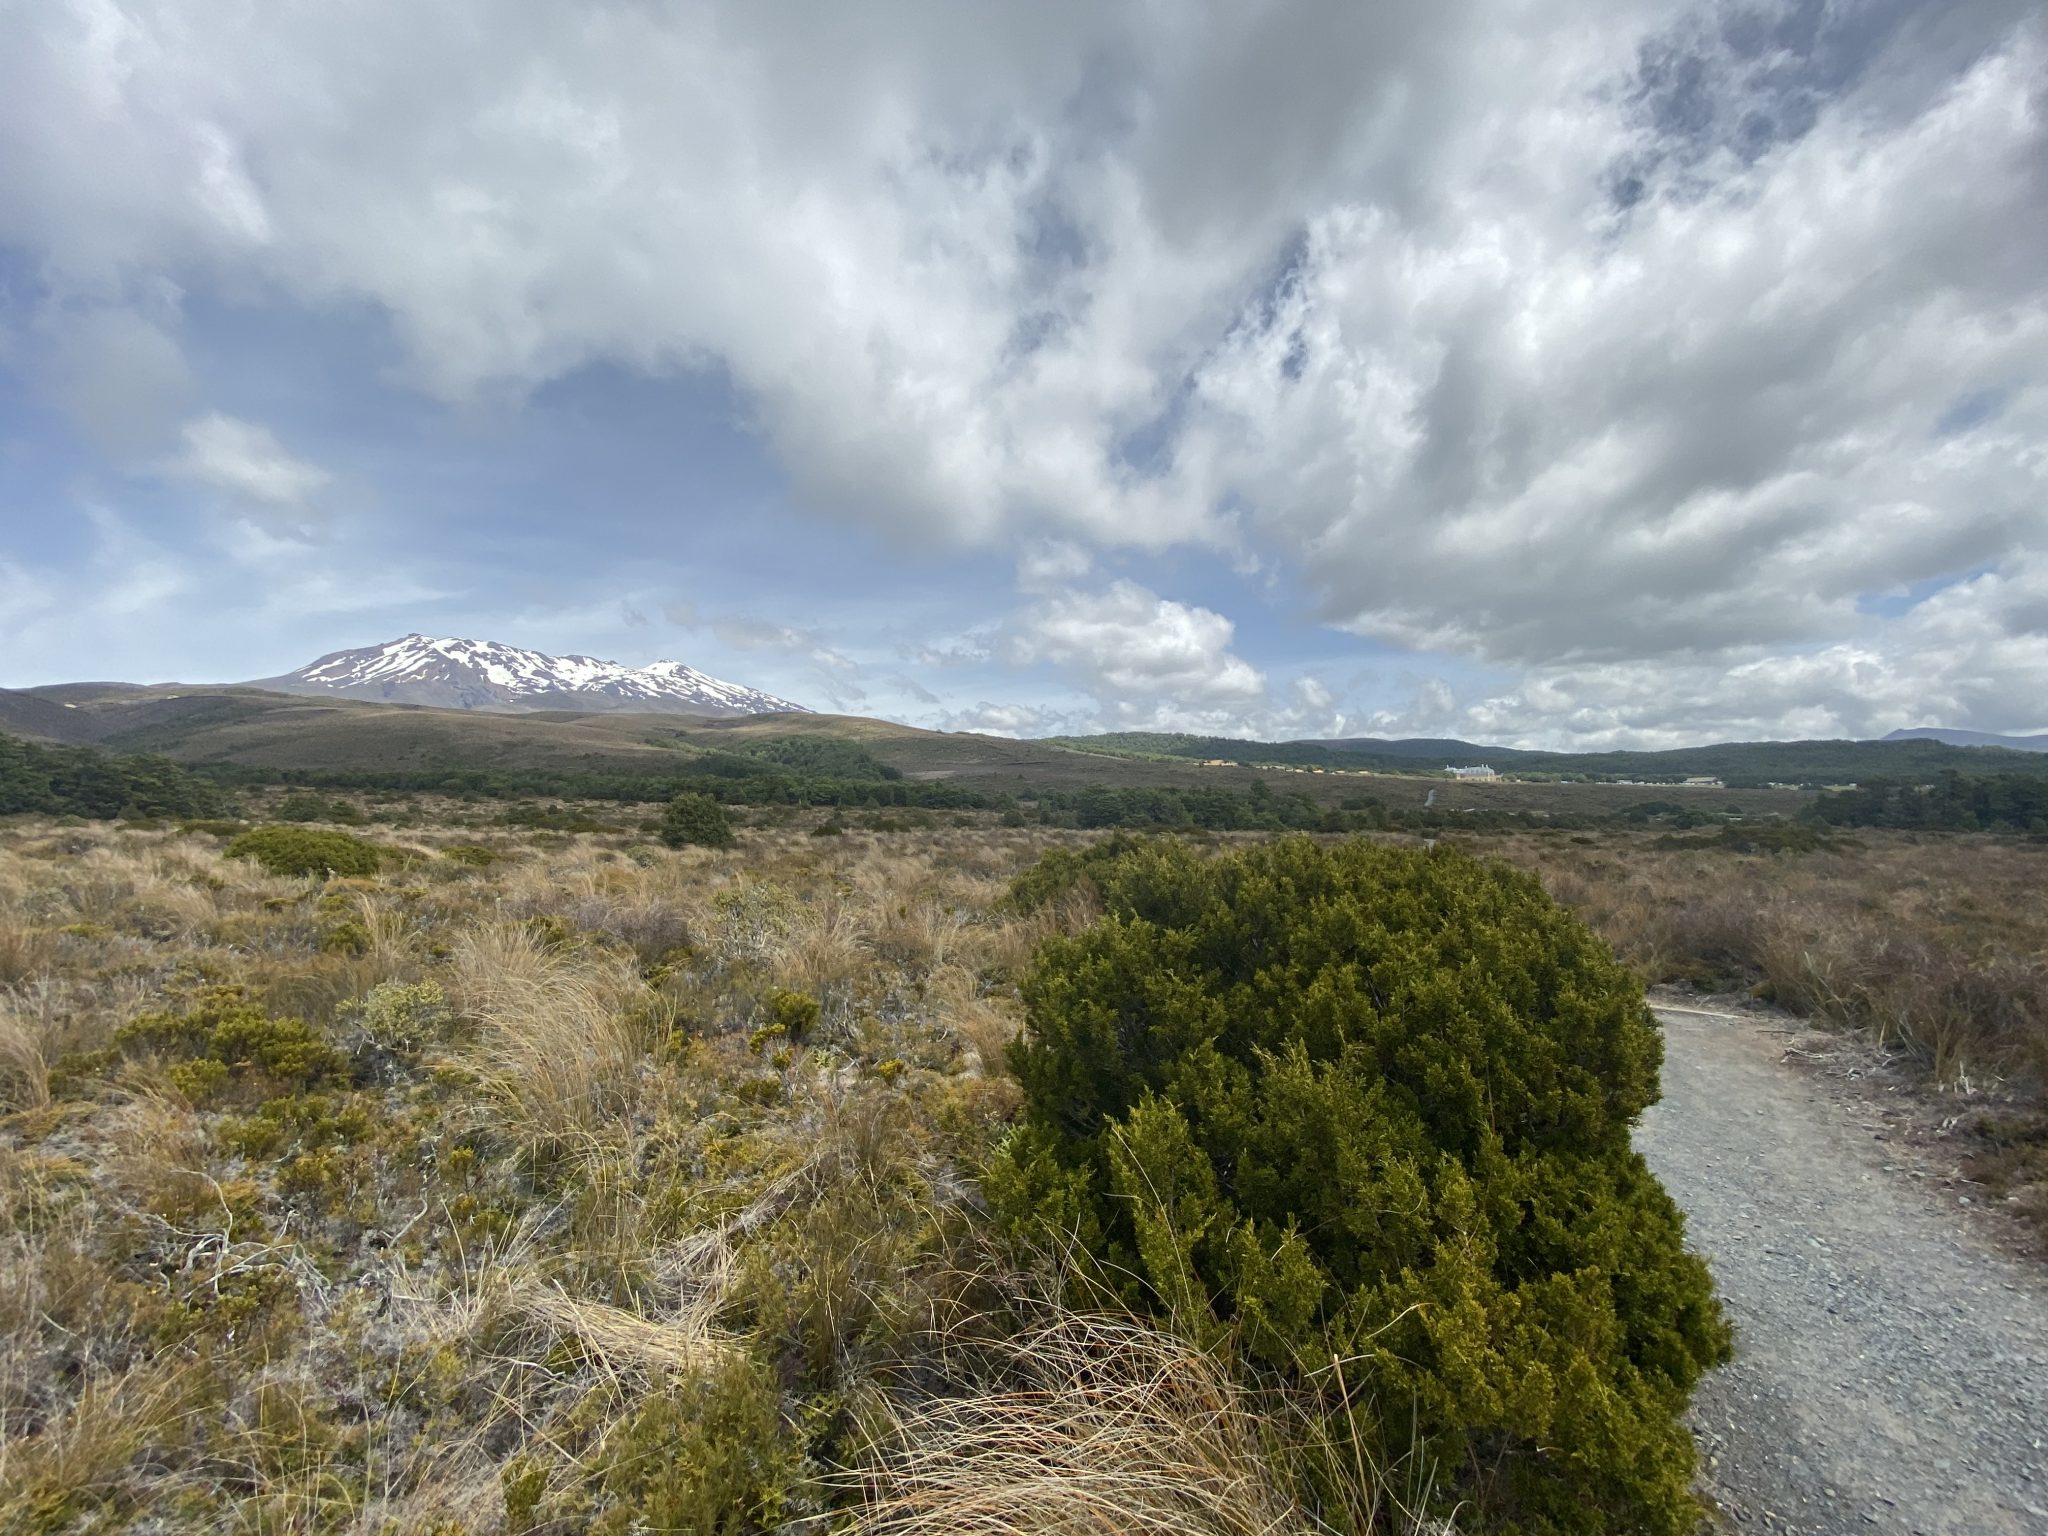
[1,816,1055,1533]
[3,789,2040,1532]
[0,807,1746,1534]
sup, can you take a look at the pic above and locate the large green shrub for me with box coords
[988,836,1728,1535]
[660,792,735,849]
[225,825,382,878]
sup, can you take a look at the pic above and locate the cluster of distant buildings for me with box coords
[1444,765,1727,788]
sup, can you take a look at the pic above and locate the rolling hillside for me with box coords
[1051,729,2048,785]
[0,684,1815,820]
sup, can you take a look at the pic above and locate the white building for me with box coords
[1447,764,1498,780]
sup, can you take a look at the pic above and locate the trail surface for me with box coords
[1637,1004,2048,1535]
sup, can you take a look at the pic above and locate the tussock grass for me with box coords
[5,807,2030,1528]
[858,1311,1324,1536]
[1502,834,2048,1090]
[855,1308,1441,1536]
[446,919,655,1149]
[0,815,1110,1531]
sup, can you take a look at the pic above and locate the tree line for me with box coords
[0,731,230,819]
[1810,772,2048,832]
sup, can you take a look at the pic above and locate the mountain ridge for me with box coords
[249,634,807,718]
[1881,727,2048,753]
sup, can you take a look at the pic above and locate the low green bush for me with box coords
[660,792,735,850]
[225,826,382,878]
[988,835,1730,1535]
[111,988,350,1106]
[1655,821,1838,854]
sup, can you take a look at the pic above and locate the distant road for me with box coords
[1638,1004,2048,1535]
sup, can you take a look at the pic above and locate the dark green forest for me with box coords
[0,731,230,819]
[1809,772,2048,832]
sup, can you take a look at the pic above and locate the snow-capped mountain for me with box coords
[251,635,808,717]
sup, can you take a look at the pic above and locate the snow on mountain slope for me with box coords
[253,634,808,716]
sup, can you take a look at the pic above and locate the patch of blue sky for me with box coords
[1855,567,1990,619]
[1933,387,2008,438]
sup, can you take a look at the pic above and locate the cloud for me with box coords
[1186,24,2048,671]
[169,413,332,530]
[1017,540,1093,593]
[1008,580,1264,710]
[2,1,2042,741]
[939,700,1069,737]
[704,615,857,671]
[1370,551,2048,747]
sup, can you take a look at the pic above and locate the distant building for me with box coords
[1681,776,1724,788]
[1447,764,1498,780]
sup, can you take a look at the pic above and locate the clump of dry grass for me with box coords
[855,1310,1431,1536]
[1502,832,2048,1091]
[446,919,658,1150]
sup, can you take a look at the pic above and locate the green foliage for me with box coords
[661,792,736,849]
[1656,821,1839,853]
[499,801,621,833]
[177,818,249,838]
[592,1354,799,1535]
[225,825,383,878]
[346,979,450,1060]
[207,754,999,811]
[274,790,362,823]
[439,842,499,866]
[731,734,901,781]
[989,836,1729,1535]
[1032,779,1349,832]
[113,988,349,1106]
[0,729,230,819]
[1000,833,1149,912]
[1811,771,2048,832]
[1050,729,2048,787]
[762,987,821,1040]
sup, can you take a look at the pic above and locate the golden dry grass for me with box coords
[856,1311,1337,1536]
[0,815,1113,1533]
[3,808,2035,1529]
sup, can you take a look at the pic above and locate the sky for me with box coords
[0,0,2043,748]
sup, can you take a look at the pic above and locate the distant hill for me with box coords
[0,685,1279,799]
[250,633,807,717]
[1311,736,1516,762]
[1050,730,2048,785]
[1881,727,2048,753]
[0,687,99,744]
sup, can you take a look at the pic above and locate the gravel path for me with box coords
[1637,1004,2048,1535]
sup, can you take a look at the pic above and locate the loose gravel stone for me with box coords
[1638,1005,2048,1536]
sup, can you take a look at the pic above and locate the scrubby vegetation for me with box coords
[224,825,384,878]
[6,784,2040,1532]
[1054,729,2048,788]
[0,731,229,819]
[0,817,1050,1532]
[659,791,736,849]
[993,837,1728,1534]
[1810,772,2048,832]
[0,804,1740,1533]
